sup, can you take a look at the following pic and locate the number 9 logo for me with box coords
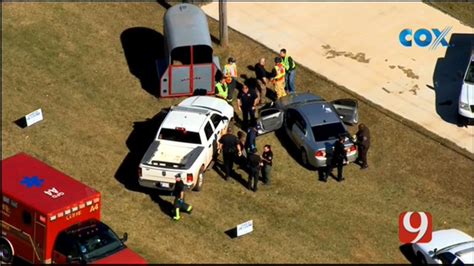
[399,212,432,244]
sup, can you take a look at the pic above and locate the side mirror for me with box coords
[121,232,128,243]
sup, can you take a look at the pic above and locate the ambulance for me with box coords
[1,153,147,264]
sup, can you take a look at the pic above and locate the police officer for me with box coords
[172,175,193,221]
[247,148,261,192]
[245,123,258,154]
[237,85,259,130]
[355,123,370,169]
[325,135,348,182]
[218,127,242,180]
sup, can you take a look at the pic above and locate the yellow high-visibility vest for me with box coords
[282,55,296,71]
[215,82,229,99]
[274,63,286,81]
[224,63,238,84]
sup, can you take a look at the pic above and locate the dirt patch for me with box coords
[322,44,370,63]
[397,65,419,79]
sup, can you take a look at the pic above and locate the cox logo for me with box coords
[399,27,452,50]
[399,211,432,243]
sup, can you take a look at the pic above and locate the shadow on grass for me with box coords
[274,128,320,181]
[399,243,417,264]
[431,33,474,126]
[13,116,27,129]
[115,108,176,218]
[213,160,249,189]
[120,27,165,98]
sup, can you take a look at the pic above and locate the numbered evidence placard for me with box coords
[236,220,253,237]
[25,108,43,127]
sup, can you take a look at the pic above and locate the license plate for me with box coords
[160,182,169,188]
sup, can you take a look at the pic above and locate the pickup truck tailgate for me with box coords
[139,140,204,190]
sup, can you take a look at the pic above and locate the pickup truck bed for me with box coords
[141,141,203,170]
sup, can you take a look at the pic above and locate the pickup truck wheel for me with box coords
[0,239,13,263]
[300,149,308,167]
[193,169,205,192]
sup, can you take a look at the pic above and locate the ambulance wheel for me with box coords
[0,239,13,263]
[193,167,205,192]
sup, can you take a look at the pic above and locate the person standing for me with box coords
[237,130,247,170]
[280,48,297,94]
[247,148,262,192]
[325,135,348,182]
[218,127,242,180]
[245,123,258,154]
[260,144,273,185]
[355,123,370,169]
[254,57,270,104]
[172,175,193,221]
[271,57,287,99]
[223,57,240,92]
[215,76,232,103]
[237,85,259,130]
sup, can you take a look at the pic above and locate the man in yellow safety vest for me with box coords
[223,57,240,91]
[215,76,232,103]
[271,57,287,99]
[280,48,297,94]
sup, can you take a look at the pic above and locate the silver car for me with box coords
[256,93,358,168]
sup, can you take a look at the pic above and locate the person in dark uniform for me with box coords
[237,85,259,130]
[218,127,242,181]
[355,123,370,169]
[236,130,247,170]
[260,144,273,185]
[325,135,348,182]
[245,123,258,154]
[172,175,193,221]
[247,148,262,192]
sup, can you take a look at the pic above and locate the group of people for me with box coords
[218,126,273,192]
[172,49,372,221]
[322,123,371,182]
[172,122,370,220]
[215,49,297,129]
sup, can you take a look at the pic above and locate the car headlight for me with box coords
[459,101,470,111]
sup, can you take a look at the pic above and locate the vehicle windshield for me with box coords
[311,123,347,142]
[465,60,474,83]
[159,128,201,144]
[74,223,125,262]
[436,241,474,255]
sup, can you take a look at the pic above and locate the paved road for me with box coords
[202,2,474,153]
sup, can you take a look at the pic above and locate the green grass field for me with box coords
[2,3,473,263]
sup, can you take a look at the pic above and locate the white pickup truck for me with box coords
[138,96,233,191]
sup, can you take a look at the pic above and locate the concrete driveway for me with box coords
[202,2,474,153]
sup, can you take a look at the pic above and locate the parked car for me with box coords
[138,96,233,191]
[458,48,474,124]
[412,229,474,265]
[256,92,358,168]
